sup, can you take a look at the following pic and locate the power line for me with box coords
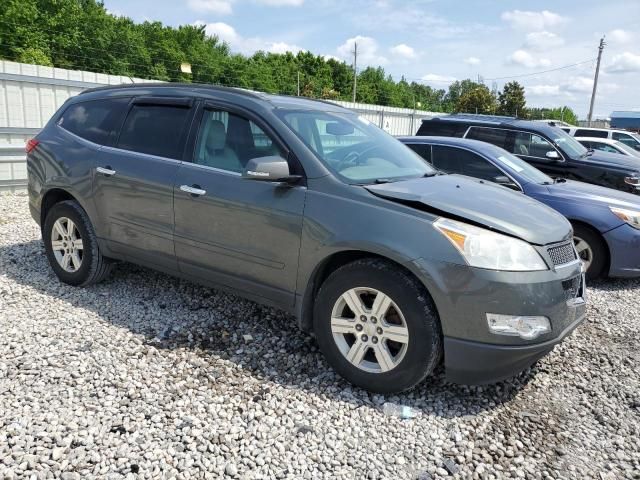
[484,59,596,81]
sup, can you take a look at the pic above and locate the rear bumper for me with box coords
[444,307,586,384]
[605,223,640,278]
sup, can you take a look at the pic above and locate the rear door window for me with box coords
[416,121,468,137]
[57,98,129,146]
[575,129,607,138]
[431,145,503,181]
[465,127,509,149]
[405,143,432,164]
[117,102,192,159]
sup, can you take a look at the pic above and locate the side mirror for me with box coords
[545,150,563,161]
[242,156,301,184]
[634,145,640,152]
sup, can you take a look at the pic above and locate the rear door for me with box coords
[173,102,306,307]
[92,96,195,269]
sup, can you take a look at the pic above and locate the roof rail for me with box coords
[79,82,266,100]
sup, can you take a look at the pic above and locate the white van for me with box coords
[563,126,640,151]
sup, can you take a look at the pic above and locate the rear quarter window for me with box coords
[57,97,130,146]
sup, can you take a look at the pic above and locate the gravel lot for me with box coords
[0,192,639,480]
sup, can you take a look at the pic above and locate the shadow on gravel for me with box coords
[1,239,540,418]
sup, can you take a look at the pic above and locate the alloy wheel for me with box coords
[574,235,593,273]
[330,287,409,373]
[51,217,84,272]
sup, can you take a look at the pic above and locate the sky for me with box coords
[102,0,640,119]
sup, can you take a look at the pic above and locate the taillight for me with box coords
[25,138,39,154]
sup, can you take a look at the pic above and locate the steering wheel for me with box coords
[336,144,384,171]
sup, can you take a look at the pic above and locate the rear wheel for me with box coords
[313,258,442,393]
[572,224,607,280]
[43,200,112,286]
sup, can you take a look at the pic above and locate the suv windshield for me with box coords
[493,151,553,185]
[278,110,436,184]
[550,129,589,158]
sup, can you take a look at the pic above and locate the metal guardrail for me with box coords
[0,144,28,192]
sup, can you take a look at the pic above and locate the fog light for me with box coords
[486,314,551,340]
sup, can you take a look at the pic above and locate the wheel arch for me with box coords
[569,218,611,275]
[297,249,434,332]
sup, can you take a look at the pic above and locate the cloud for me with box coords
[421,73,457,84]
[464,56,481,66]
[337,36,388,66]
[390,44,416,59]
[200,21,303,55]
[528,85,561,96]
[187,0,233,15]
[527,77,619,98]
[256,0,303,4]
[607,52,640,74]
[501,10,566,31]
[524,31,564,50]
[608,29,633,44]
[507,50,551,68]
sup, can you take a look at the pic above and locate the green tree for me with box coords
[527,106,578,125]
[455,86,497,114]
[498,81,527,117]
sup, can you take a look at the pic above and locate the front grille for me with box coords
[547,242,577,266]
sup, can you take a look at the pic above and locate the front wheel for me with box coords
[313,258,442,393]
[572,224,607,281]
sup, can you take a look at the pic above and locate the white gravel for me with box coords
[0,192,639,479]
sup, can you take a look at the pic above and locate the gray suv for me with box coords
[27,84,586,393]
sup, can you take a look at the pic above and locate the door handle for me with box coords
[97,166,116,176]
[180,184,207,196]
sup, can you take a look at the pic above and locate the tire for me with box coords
[572,223,607,281]
[313,258,442,393]
[43,200,112,287]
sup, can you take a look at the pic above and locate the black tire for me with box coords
[313,258,442,393]
[572,223,607,281]
[43,200,112,287]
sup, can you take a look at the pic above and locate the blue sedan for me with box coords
[399,136,640,280]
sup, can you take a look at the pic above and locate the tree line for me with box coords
[0,0,577,123]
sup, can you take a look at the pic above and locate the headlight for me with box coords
[610,206,640,229]
[434,218,548,271]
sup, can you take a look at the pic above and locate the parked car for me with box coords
[416,114,640,194]
[576,137,640,157]
[400,136,640,280]
[27,85,586,392]
[562,126,640,151]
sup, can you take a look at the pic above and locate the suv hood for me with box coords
[547,179,640,209]
[366,174,571,245]
[581,150,640,170]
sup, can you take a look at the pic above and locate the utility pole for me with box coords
[587,37,606,126]
[297,71,300,96]
[352,42,357,103]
